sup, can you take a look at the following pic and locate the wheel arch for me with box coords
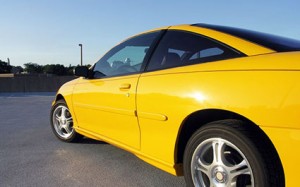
[175,109,284,179]
[55,94,65,102]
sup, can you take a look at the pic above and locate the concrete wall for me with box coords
[0,75,75,92]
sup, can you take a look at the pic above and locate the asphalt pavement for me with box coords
[0,93,185,187]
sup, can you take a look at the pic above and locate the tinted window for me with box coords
[194,23,300,52]
[93,31,160,78]
[146,30,243,71]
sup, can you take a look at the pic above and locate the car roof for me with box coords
[193,23,300,52]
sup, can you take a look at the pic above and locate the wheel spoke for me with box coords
[58,124,63,130]
[212,141,225,164]
[65,117,73,124]
[63,125,72,134]
[230,159,250,175]
[196,157,210,173]
[55,114,60,121]
[228,159,250,184]
[61,107,66,119]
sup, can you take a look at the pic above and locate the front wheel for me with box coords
[50,100,82,142]
[183,119,284,187]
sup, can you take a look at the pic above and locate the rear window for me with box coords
[193,23,300,52]
[146,30,243,71]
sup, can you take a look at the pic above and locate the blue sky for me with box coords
[1,0,300,67]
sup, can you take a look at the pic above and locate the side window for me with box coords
[146,30,243,71]
[93,31,160,78]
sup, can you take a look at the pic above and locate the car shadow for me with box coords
[79,137,108,145]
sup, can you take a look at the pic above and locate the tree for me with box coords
[66,65,76,75]
[21,62,90,76]
[43,64,67,76]
[11,66,24,74]
[24,62,43,74]
[0,60,12,73]
[43,64,55,74]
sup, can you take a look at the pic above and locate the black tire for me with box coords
[50,99,82,142]
[183,119,284,187]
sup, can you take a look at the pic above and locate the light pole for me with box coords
[78,44,83,66]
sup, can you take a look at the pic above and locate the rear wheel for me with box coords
[50,100,82,142]
[183,119,284,187]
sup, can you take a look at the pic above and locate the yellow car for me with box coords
[50,24,300,187]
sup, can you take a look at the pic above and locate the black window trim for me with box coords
[140,29,168,72]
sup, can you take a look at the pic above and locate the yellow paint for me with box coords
[54,25,300,185]
[71,75,141,150]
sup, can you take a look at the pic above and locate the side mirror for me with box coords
[74,66,89,78]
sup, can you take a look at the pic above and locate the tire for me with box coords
[183,119,284,187]
[50,99,82,142]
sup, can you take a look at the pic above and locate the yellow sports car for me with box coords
[50,24,300,187]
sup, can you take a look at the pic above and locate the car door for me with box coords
[72,31,161,150]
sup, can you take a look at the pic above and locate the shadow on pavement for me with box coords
[79,137,108,145]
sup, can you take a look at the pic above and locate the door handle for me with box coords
[119,83,131,90]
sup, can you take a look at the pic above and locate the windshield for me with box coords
[193,23,300,52]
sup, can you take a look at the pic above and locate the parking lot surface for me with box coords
[0,93,185,187]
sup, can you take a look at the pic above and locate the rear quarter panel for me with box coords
[137,52,300,182]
